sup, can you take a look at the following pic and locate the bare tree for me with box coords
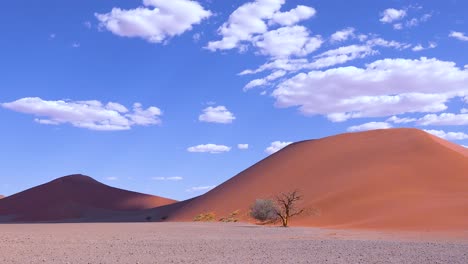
[274,190,304,227]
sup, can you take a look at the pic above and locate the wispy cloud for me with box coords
[152,176,183,181]
[187,144,231,154]
[186,185,215,192]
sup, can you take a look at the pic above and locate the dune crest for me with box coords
[168,128,468,231]
[0,174,176,222]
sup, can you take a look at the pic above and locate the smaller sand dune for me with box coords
[0,174,176,222]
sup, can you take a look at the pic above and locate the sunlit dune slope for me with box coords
[169,128,468,230]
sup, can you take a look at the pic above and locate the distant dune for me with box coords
[168,128,468,231]
[0,174,176,222]
[1,128,467,230]
[0,195,4,199]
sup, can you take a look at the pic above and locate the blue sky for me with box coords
[0,0,467,200]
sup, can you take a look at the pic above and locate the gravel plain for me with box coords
[0,222,467,264]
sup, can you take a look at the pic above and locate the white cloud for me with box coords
[244,70,286,90]
[461,108,468,114]
[462,145,468,148]
[95,0,211,43]
[198,106,235,124]
[186,185,215,192]
[152,176,183,181]
[2,97,162,131]
[417,113,468,126]
[106,177,118,181]
[240,44,376,77]
[272,57,468,122]
[449,31,468,42]
[72,42,80,48]
[187,144,231,154]
[366,37,411,50]
[330,27,355,43]
[252,26,322,58]
[412,42,437,52]
[265,141,293,155]
[347,122,392,132]
[380,8,407,23]
[239,38,407,76]
[412,44,424,52]
[386,116,417,124]
[237,144,249,150]
[206,0,284,51]
[424,129,468,140]
[270,5,316,26]
[206,0,317,57]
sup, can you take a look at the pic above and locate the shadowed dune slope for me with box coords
[0,174,176,222]
[169,128,468,230]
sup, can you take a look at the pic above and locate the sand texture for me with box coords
[1,128,467,232]
[169,128,468,230]
[0,222,467,264]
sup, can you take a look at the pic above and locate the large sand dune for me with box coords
[168,128,468,230]
[0,174,176,222]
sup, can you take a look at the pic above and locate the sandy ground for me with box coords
[0,223,467,264]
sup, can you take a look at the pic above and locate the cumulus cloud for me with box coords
[95,0,211,43]
[417,113,468,126]
[186,185,215,192]
[270,5,316,26]
[272,57,468,122]
[449,31,468,42]
[237,144,249,150]
[152,176,183,181]
[2,97,162,131]
[347,122,392,132]
[330,28,355,43]
[187,144,231,154]
[424,129,468,140]
[198,106,235,124]
[386,116,417,124]
[265,141,293,155]
[380,8,407,23]
[206,0,318,57]
[252,26,322,58]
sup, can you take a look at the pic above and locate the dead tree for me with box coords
[274,190,304,227]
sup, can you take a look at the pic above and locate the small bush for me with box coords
[219,210,240,222]
[145,216,152,222]
[193,212,216,222]
[250,199,278,223]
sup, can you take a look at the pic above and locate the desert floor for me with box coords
[1,222,467,264]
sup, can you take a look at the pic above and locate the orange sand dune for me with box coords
[0,174,176,222]
[168,128,468,230]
